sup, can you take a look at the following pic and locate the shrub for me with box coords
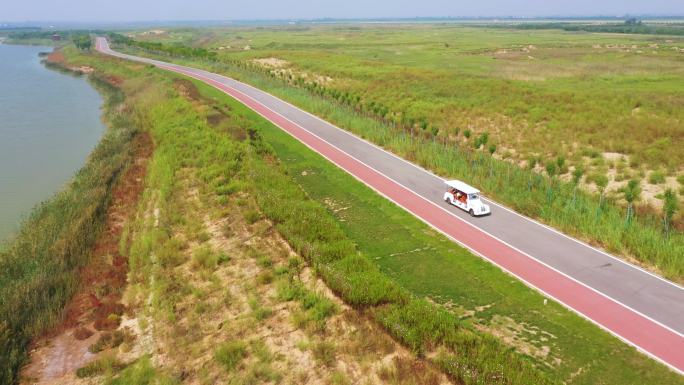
[192,245,218,269]
[89,331,125,353]
[106,355,178,385]
[248,297,273,321]
[312,341,336,367]
[320,255,408,307]
[244,208,262,224]
[375,299,459,355]
[300,291,337,322]
[157,237,187,267]
[214,341,247,372]
[545,161,557,177]
[649,170,666,185]
[256,271,274,285]
[76,355,125,378]
[217,252,231,265]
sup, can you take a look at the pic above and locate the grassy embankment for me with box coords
[98,76,452,384]
[60,47,557,384]
[112,28,684,283]
[68,44,682,384]
[0,50,138,384]
[190,77,684,385]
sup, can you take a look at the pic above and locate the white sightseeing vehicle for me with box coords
[443,180,491,217]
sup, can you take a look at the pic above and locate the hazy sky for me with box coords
[2,0,682,22]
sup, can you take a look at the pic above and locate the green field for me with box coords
[110,24,684,282]
[130,24,684,183]
[189,76,682,385]
[0,33,680,384]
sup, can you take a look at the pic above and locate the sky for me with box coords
[2,0,682,23]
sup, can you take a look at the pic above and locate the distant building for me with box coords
[51,34,62,41]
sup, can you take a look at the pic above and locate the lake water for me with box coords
[0,44,105,242]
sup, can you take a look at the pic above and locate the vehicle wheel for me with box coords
[469,209,475,217]
[445,197,451,205]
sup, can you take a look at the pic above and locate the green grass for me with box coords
[182,79,683,384]
[106,356,178,385]
[0,54,137,384]
[123,24,684,171]
[113,27,684,282]
[93,55,554,384]
[69,47,682,385]
[215,341,248,372]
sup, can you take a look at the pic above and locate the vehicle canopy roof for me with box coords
[445,180,480,195]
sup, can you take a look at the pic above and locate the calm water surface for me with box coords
[0,44,105,242]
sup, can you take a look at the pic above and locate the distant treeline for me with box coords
[108,32,217,60]
[496,22,684,36]
[0,27,40,31]
[8,30,101,40]
[7,30,99,50]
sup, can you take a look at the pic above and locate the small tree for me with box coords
[430,126,440,144]
[545,162,557,177]
[572,166,585,186]
[593,174,609,216]
[556,156,567,174]
[72,34,92,50]
[571,166,584,206]
[622,179,642,226]
[663,188,679,236]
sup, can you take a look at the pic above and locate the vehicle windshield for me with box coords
[469,194,479,200]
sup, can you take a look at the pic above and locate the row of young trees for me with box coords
[232,59,459,148]
[109,32,216,60]
[72,34,92,50]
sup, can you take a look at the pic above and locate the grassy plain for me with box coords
[4,36,681,385]
[114,24,684,281]
[132,24,684,183]
[23,44,549,385]
[54,44,673,385]
[189,71,682,384]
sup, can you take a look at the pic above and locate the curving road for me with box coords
[96,37,684,374]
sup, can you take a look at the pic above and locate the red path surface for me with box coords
[96,38,684,374]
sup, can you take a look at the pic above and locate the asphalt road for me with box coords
[96,37,684,373]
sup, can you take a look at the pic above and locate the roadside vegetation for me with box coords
[193,80,683,385]
[5,36,682,385]
[113,58,552,385]
[0,58,137,384]
[111,24,684,281]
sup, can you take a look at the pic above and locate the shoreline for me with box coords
[0,47,139,384]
